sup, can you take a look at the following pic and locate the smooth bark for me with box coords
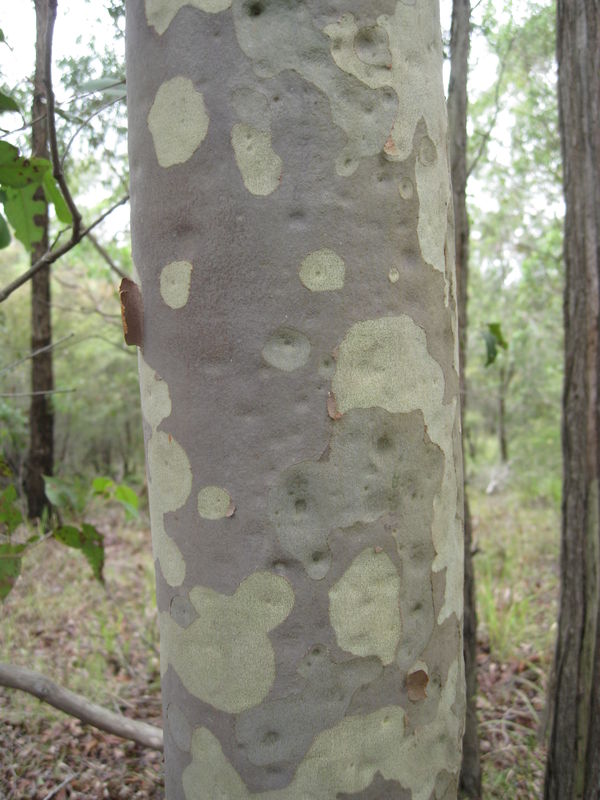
[127,2,465,797]
[544,0,600,797]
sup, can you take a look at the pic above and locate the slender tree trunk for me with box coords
[448,1,481,796]
[544,0,600,797]
[497,364,509,464]
[26,0,54,519]
[126,2,465,796]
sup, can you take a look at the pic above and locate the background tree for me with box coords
[447,0,481,796]
[544,0,600,796]
[126,0,465,796]
[26,0,55,519]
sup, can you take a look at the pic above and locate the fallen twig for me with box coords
[0,662,163,751]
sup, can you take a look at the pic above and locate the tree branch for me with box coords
[0,332,74,375]
[87,232,128,280]
[0,662,163,751]
[44,0,81,239]
[0,195,129,303]
[466,35,515,179]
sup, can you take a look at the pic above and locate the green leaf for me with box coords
[0,484,23,534]
[0,90,19,114]
[44,475,77,510]
[0,142,50,189]
[488,322,509,350]
[114,484,139,520]
[0,542,25,601]
[0,30,5,44]
[42,171,72,224]
[483,322,509,367]
[92,476,114,495]
[54,523,104,583]
[0,211,10,248]
[3,184,45,250]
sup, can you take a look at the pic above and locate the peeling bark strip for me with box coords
[119,278,144,346]
[126,1,465,797]
[544,1,600,797]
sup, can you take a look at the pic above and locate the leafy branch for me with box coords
[0,16,128,303]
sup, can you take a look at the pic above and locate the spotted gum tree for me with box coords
[126,1,465,796]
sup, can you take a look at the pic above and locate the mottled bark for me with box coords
[447,1,480,796]
[544,0,600,797]
[26,0,54,519]
[126,2,465,797]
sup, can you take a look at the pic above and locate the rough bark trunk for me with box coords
[26,0,54,519]
[544,0,600,797]
[126,2,465,797]
[448,3,480,794]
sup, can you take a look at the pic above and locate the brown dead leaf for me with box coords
[407,669,429,702]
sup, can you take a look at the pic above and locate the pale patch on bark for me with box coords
[324,4,451,289]
[160,572,295,713]
[148,77,209,168]
[145,0,231,36]
[299,249,346,292]
[231,124,282,196]
[182,660,461,800]
[329,548,401,665]
[231,2,397,178]
[261,326,311,372]
[160,260,193,309]
[197,485,233,519]
[332,317,463,624]
[138,355,188,586]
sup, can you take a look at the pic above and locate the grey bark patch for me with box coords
[169,594,198,628]
[269,408,443,594]
[167,702,193,752]
[235,645,381,766]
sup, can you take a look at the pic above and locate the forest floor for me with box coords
[0,491,559,799]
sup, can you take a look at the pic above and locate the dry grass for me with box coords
[0,509,163,799]
[0,491,560,799]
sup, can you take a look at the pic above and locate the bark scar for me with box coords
[119,278,143,347]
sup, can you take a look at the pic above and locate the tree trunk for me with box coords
[447,1,481,796]
[26,0,54,519]
[497,364,508,464]
[126,2,465,797]
[544,0,600,797]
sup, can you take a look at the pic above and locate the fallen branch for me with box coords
[0,662,163,751]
